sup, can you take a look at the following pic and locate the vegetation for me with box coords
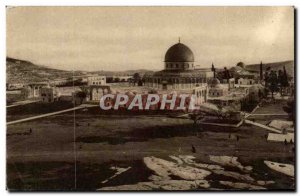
[75,91,87,105]
[245,60,294,77]
[132,73,144,86]
[264,66,290,97]
[6,57,81,84]
[7,57,152,85]
[283,98,295,123]
[56,78,87,87]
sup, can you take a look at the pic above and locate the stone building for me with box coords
[193,86,208,105]
[207,85,250,111]
[237,76,255,85]
[87,75,106,85]
[144,41,214,90]
[40,87,58,102]
[21,83,48,99]
[79,85,111,102]
[208,78,229,97]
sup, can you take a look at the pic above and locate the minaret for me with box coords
[211,63,216,78]
[260,61,263,81]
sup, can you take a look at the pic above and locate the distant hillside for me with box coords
[6,57,154,84]
[6,57,79,84]
[90,69,155,77]
[245,60,294,76]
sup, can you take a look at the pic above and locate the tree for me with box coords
[258,89,263,99]
[76,91,87,105]
[133,73,141,86]
[281,66,289,88]
[264,71,269,87]
[236,62,245,68]
[269,70,279,98]
[223,67,231,82]
[260,61,263,81]
[283,98,295,124]
[79,86,89,100]
[278,69,283,95]
[138,79,143,86]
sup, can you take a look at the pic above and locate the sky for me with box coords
[7,6,294,71]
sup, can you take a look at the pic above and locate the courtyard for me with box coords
[6,100,295,191]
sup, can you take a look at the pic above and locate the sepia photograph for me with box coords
[6,6,295,191]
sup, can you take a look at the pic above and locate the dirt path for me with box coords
[7,104,98,125]
[7,100,40,108]
[244,119,282,133]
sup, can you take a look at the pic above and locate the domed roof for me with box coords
[208,78,221,88]
[165,42,194,62]
[236,62,245,68]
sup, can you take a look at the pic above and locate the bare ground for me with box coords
[7,104,295,191]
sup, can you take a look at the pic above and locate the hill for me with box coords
[6,57,154,84]
[245,60,294,76]
[6,57,79,84]
[90,69,155,77]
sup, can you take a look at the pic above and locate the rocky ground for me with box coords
[6,102,295,191]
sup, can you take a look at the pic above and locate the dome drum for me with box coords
[165,62,194,70]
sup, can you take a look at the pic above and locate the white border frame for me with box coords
[1,1,298,195]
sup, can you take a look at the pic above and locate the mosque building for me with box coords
[144,40,214,90]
